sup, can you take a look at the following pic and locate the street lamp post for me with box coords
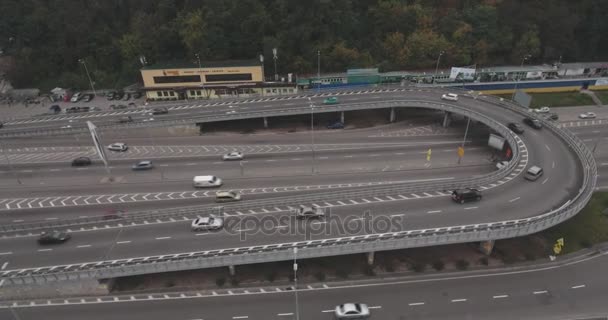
[317,50,321,93]
[308,98,315,174]
[195,53,207,99]
[434,51,445,84]
[273,48,278,81]
[512,54,531,100]
[293,248,300,320]
[79,59,96,96]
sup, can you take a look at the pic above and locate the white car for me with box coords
[107,142,128,152]
[496,161,509,170]
[534,106,550,113]
[70,92,82,103]
[335,303,370,319]
[579,112,596,119]
[191,215,224,231]
[222,151,244,161]
[441,93,458,101]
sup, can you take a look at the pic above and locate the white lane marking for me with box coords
[545,144,551,152]
[116,241,131,244]
[277,313,294,316]
[533,290,548,295]
[542,178,549,185]
[1,262,8,270]
[45,217,58,221]
[390,213,405,217]
[155,236,171,240]
[509,197,520,203]
[493,295,509,299]
[12,220,24,223]
[232,316,249,319]
[552,161,556,168]
[571,284,586,289]
[601,163,608,166]
[160,164,169,167]
[235,228,254,232]
[76,245,92,248]
[427,210,441,214]
[37,249,53,252]
[368,306,382,309]
[195,233,212,236]
[0,252,13,256]
[409,302,425,306]
[451,299,467,303]
[464,207,478,210]
[321,310,334,313]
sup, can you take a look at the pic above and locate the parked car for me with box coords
[132,160,153,170]
[327,121,344,129]
[191,215,224,231]
[523,117,542,129]
[122,93,130,101]
[50,105,61,114]
[70,92,82,103]
[82,94,94,102]
[507,122,525,134]
[579,112,596,119]
[222,151,244,161]
[534,106,550,113]
[111,104,128,110]
[323,97,339,105]
[296,205,325,219]
[334,303,370,319]
[451,188,482,204]
[215,191,241,203]
[66,106,89,113]
[128,102,137,108]
[132,91,142,99]
[441,93,459,101]
[71,157,92,166]
[152,107,168,115]
[106,91,116,100]
[115,92,125,100]
[107,142,128,152]
[38,231,71,245]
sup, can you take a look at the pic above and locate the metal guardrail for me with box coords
[1,93,594,286]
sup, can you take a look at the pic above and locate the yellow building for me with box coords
[140,59,297,100]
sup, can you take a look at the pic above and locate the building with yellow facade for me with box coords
[140,59,297,100]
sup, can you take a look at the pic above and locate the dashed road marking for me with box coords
[451,299,467,303]
[533,290,548,295]
[409,302,425,306]
[571,284,586,289]
[155,237,171,240]
[493,295,509,299]
[509,197,520,203]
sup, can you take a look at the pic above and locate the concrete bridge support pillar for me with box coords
[341,111,345,124]
[228,265,236,276]
[389,108,396,123]
[263,117,268,128]
[479,240,495,255]
[366,252,375,265]
[197,123,203,134]
[442,112,452,128]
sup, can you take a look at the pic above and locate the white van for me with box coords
[524,166,543,181]
[193,175,223,188]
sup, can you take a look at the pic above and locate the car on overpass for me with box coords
[132,160,154,170]
[191,215,224,231]
[323,97,339,105]
[507,122,525,134]
[334,303,370,319]
[579,112,596,119]
[451,188,482,204]
[37,231,71,245]
[523,117,542,129]
[441,93,459,101]
[223,151,244,161]
[107,142,128,152]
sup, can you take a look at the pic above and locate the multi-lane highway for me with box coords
[0,87,601,318]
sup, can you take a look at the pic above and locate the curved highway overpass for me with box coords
[0,88,596,289]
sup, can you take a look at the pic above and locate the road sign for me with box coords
[426,148,432,162]
[458,146,464,158]
[553,237,565,255]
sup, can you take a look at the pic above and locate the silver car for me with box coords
[222,151,244,161]
[335,303,370,319]
[191,215,224,231]
[132,160,153,170]
[107,142,128,152]
[296,205,325,219]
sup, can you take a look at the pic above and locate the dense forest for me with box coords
[1,0,608,90]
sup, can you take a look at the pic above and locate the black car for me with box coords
[83,94,94,102]
[115,92,125,100]
[327,121,345,129]
[507,122,524,134]
[38,231,71,245]
[106,91,116,100]
[545,113,559,121]
[451,188,482,204]
[72,157,92,166]
[152,107,168,115]
[523,117,542,129]
[132,91,142,99]
[0,122,3,129]
[50,104,61,114]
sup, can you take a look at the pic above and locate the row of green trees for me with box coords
[1,0,607,90]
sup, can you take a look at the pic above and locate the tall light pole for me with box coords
[195,53,207,99]
[434,51,445,84]
[512,54,531,100]
[293,248,300,320]
[317,50,321,93]
[259,54,265,82]
[79,58,96,96]
[308,98,315,174]
[273,48,278,81]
